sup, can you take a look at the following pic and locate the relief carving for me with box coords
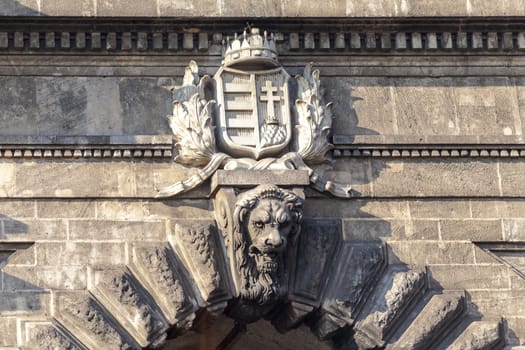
[30,326,83,350]
[215,184,303,321]
[158,27,351,198]
[90,268,168,347]
[130,245,197,326]
[232,185,303,304]
[171,222,232,305]
[57,293,139,350]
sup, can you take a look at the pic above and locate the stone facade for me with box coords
[1,1,525,349]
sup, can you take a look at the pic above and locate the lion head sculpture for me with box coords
[231,185,303,305]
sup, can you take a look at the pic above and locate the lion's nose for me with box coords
[264,228,284,248]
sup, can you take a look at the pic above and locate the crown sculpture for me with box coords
[158,27,352,198]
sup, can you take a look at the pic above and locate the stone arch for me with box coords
[21,218,507,350]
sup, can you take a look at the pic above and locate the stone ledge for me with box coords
[2,135,525,161]
[210,170,310,195]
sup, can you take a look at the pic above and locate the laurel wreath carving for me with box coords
[167,60,217,167]
[293,63,334,164]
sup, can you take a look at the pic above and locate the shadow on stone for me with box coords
[0,0,43,16]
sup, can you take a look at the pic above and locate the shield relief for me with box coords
[214,66,292,159]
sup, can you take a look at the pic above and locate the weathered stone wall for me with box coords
[1,0,524,17]
[1,2,525,349]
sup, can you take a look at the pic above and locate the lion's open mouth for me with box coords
[250,248,279,273]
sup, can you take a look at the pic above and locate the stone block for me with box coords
[13,162,187,198]
[472,32,483,49]
[146,200,212,219]
[344,219,405,240]
[472,245,497,264]
[41,1,91,16]
[137,32,148,51]
[221,0,345,16]
[440,219,503,241]
[470,290,525,318]
[158,0,220,16]
[0,200,34,218]
[329,77,395,135]
[366,159,500,197]
[129,243,198,325]
[304,199,408,219]
[290,219,340,305]
[405,220,440,240]
[45,32,55,48]
[0,164,15,197]
[37,200,95,218]
[34,78,88,135]
[500,160,525,196]
[36,242,126,266]
[503,219,525,240]
[0,76,174,137]
[0,77,38,135]
[350,32,361,49]
[76,32,86,48]
[388,241,476,265]
[167,33,178,50]
[393,81,459,135]
[96,201,149,220]
[211,170,309,194]
[471,200,525,218]
[468,0,525,16]
[455,78,519,136]
[69,220,165,241]
[0,32,8,48]
[0,318,17,346]
[325,159,372,197]
[2,219,67,241]
[409,200,470,219]
[3,265,87,290]
[120,32,131,50]
[95,0,157,16]
[0,291,50,316]
[428,265,511,290]
[119,78,173,134]
[441,32,453,49]
[6,245,35,265]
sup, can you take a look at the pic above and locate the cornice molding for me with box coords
[0,29,524,54]
[1,18,525,54]
[0,135,524,160]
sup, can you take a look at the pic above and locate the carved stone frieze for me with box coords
[448,320,505,350]
[88,266,169,348]
[26,325,84,350]
[129,244,197,327]
[353,267,427,348]
[170,221,232,308]
[389,292,467,349]
[55,292,140,350]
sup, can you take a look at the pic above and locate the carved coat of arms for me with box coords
[159,27,351,198]
[215,64,291,159]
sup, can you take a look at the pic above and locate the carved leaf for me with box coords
[168,61,217,167]
[293,63,334,164]
[168,93,217,166]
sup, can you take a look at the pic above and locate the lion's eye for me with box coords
[254,221,264,229]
